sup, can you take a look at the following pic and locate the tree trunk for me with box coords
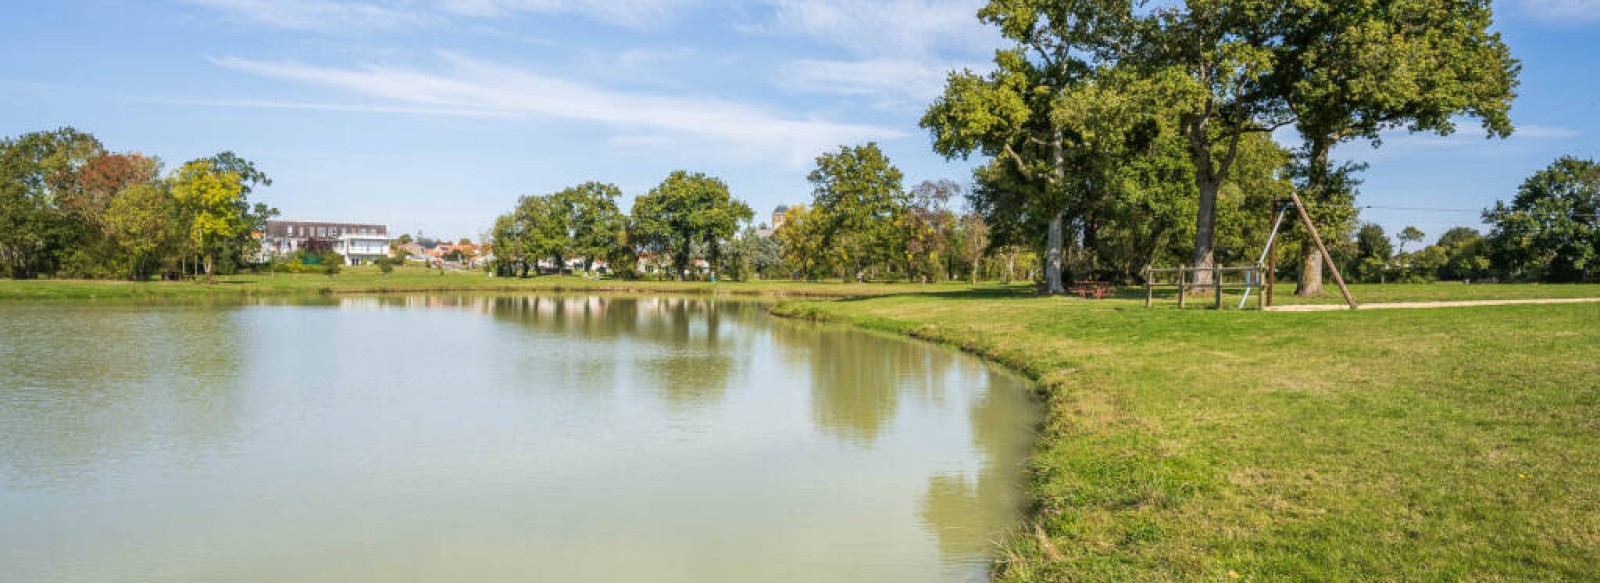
[1192,175,1219,286]
[1296,247,1324,296]
[1296,139,1333,296]
[1046,211,1065,294]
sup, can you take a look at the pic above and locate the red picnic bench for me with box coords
[1069,280,1113,299]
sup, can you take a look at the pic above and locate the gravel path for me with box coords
[1266,297,1600,312]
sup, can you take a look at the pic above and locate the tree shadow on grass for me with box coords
[834,285,1037,303]
[834,283,1156,304]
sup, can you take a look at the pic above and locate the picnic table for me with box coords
[1069,280,1113,299]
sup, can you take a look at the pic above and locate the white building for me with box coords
[261,220,391,265]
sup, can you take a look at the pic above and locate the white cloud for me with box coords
[433,0,700,27]
[777,58,963,109]
[183,0,700,30]
[209,53,899,165]
[181,0,427,31]
[1381,124,1578,150]
[759,0,994,57]
[755,0,995,109]
[1515,125,1583,139]
[1515,0,1600,23]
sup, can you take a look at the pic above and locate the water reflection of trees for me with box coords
[481,295,766,409]
[767,317,1038,567]
[918,374,1036,566]
[0,305,246,489]
[768,321,958,445]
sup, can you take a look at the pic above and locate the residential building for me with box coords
[261,220,391,265]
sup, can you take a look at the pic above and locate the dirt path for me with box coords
[1266,297,1600,312]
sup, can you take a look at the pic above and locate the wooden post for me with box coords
[1287,190,1358,309]
[1177,265,1187,308]
[1266,235,1276,307]
[1256,266,1265,310]
[1214,264,1223,309]
[1144,267,1153,308]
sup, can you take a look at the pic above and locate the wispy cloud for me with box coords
[1515,0,1600,24]
[181,0,427,31]
[758,0,994,57]
[754,0,994,109]
[433,0,700,28]
[182,0,700,30]
[208,53,899,165]
[1345,123,1579,162]
[777,58,965,109]
[1514,125,1582,139]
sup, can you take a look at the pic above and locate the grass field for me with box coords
[772,289,1600,580]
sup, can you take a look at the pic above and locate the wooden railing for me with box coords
[1144,265,1267,309]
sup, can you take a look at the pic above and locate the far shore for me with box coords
[5,266,1600,306]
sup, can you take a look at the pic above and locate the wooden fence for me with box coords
[1144,265,1267,309]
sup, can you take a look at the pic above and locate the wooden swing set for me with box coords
[1144,191,1358,310]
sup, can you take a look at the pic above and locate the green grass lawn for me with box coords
[772,292,1600,581]
[1270,282,1600,304]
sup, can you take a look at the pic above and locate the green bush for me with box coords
[271,249,345,275]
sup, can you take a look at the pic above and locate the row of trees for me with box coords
[1,128,276,280]
[921,0,1519,295]
[490,144,1017,283]
[491,138,1595,286]
[1345,156,1600,284]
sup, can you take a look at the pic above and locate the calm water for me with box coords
[0,296,1038,582]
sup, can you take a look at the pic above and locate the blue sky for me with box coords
[1,0,1596,243]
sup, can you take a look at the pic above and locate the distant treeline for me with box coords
[490,144,1024,283]
[492,140,1600,285]
[1,128,276,280]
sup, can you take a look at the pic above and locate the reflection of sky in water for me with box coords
[0,296,1038,582]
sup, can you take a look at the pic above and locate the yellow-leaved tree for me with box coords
[170,159,244,280]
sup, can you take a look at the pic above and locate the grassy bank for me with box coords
[772,290,1600,580]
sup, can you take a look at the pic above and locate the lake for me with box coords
[0,295,1038,582]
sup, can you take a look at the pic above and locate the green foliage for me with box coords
[491,193,570,277]
[724,225,782,281]
[274,248,344,275]
[1434,227,1490,281]
[630,171,752,279]
[905,179,961,282]
[105,182,183,280]
[806,143,909,280]
[1484,157,1600,282]
[551,181,625,272]
[0,127,106,278]
[776,205,826,280]
[170,159,247,278]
